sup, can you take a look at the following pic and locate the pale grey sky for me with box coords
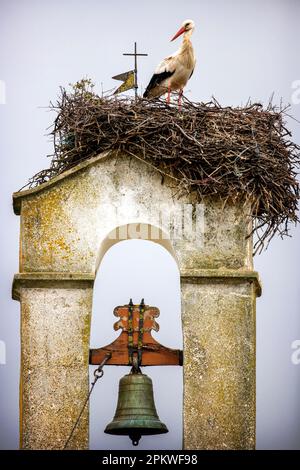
[0,0,300,450]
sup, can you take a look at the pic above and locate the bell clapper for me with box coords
[129,432,141,446]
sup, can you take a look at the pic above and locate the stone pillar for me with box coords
[181,269,261,449]
[13,273,94,450]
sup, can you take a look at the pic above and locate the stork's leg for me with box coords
[178,89,183,110]
[167,85,171,104]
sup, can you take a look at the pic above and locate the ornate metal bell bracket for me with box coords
[89,300,183,367]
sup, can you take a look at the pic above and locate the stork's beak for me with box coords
[170,26,186,41]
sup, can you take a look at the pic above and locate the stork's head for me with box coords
[171,19,195,41]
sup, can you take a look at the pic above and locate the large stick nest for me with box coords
[25,80,300,254]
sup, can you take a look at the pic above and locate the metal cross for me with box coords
[123,42,148,99]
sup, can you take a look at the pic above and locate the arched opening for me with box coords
[95,223,179,273]
[89,229,182,450]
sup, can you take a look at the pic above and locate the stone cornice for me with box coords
[12,272,95,301]
[180,268,262,297]
[12,269,262,302]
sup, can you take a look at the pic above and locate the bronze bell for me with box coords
[104,368,168,446]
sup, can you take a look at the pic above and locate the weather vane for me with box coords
[112,42,148,99]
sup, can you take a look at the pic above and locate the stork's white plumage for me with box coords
[143,19,196,105]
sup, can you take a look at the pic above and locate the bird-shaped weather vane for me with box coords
[112,42,148,99]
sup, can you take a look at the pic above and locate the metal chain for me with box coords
[63,353,111,450]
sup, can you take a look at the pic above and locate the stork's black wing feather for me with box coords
[143,70,175,98]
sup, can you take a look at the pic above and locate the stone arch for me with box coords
[95,223,179,274]
[12,151,261,450]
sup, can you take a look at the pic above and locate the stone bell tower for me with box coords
[12,150,261,449]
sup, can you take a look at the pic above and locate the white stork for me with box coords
[143,19,196,105]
